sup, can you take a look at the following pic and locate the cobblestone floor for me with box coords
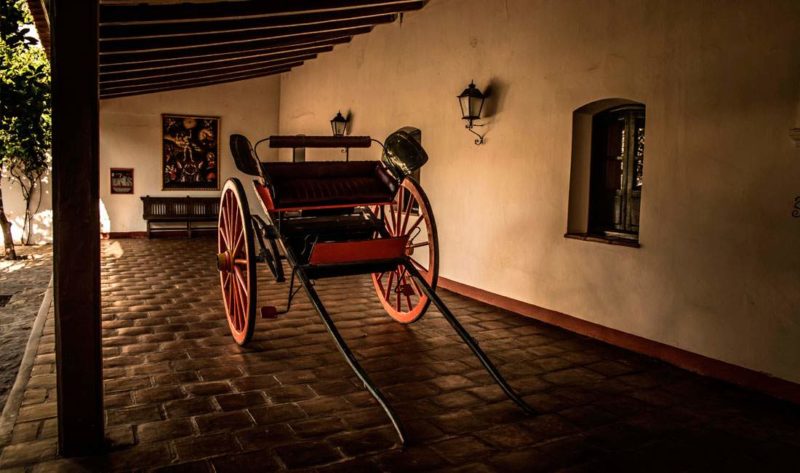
[0,245,52,412]
[1,238,799,472]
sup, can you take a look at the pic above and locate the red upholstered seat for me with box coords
[262,161,398,208]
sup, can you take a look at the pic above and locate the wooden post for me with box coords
[51,0,104,456]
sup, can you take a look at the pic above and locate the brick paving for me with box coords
[1,238,799,472]
[0,245,52,411]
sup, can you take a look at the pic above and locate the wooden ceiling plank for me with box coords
[99,40,343,73]
[99,28,369,65]
[99,15,394,53]
[100,2,423,39]
[100,50,323,80]
[25,0,51,57]
[101,55,315,84]
[100,0,423,23]
[100,62,304,92]
[100,69,292,99]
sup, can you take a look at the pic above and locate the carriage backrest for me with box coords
[229,134,263,177]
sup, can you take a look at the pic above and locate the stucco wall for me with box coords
[278,0,800,382]
[99,75,281,233]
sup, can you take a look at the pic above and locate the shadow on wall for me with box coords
[482,77,510,119]
[2,197,115,244]
[0,172,53,246]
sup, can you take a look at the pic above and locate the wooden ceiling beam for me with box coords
[25,0,51,58]
[101,55,315,85]
[99,28,369,65]
[100,69,292,100]
[99,2,424,39]
[99,15,394,53]
[100,0,424,23]
[100,62,303,92]
[99,40,343,73]
[100,49,324,81]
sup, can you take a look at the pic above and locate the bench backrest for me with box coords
[141,196,219,219]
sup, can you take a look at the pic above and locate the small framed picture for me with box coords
[110,168,134,194]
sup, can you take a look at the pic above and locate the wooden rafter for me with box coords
[99,15,395,53]
[100,28,370,65]
[101,57,310,85]
[100,51,320,82]
[99,2,424,39]
[100,62,302,92]
[99,0,424,23]
[25,0,50,58]
[99,40,344,74]
[100,68,292,100]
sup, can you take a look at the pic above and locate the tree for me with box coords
[0,0,51,259]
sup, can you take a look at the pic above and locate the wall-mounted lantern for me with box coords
[457,81,486,145]
[330,111,351,160]
[330,111,348,137]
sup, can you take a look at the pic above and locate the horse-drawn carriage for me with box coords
[219,128,533,443]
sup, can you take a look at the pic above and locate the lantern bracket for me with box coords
[465,123,486,145]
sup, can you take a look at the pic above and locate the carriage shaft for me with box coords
[292,265,407,445]
[403,263,537,416]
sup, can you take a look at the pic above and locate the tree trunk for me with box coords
[0,185,18,259]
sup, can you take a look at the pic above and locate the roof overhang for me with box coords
[27,0,428,99]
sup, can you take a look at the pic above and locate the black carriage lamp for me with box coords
[330,111,348,137]
[457,81,487,145]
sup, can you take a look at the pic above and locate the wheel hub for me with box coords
[216,251,233,272]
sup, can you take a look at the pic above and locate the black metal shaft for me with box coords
[293,267,407,445]
[404,263,537,416]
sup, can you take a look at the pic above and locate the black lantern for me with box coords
[457,81,487,145]
[458,81,485,128]
[330,111,348,137]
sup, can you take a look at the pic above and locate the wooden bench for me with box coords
[141,195,219,238]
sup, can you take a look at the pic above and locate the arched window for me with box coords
[567,99,645,245]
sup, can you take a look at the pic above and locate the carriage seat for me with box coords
[262,161,398,208]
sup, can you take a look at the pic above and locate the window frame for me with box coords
[587,104,645,241]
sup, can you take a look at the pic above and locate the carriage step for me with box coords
[261,306,279,319]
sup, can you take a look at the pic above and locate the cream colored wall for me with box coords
[99,75,281,232]
[0,172,52,246]
[278,0,800,382]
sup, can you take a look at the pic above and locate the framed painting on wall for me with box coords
[110,168,134,194]
[162,114,220,190]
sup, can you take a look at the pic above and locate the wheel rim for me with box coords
[217,179,256,345]
[371,178,439,323]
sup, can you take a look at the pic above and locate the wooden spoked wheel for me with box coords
[372,178,439,323]
[217,178,257,345]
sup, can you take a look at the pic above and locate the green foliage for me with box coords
[1,0,51,177]
[0,0,36,48]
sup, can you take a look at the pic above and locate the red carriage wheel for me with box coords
[372,177,439,323]
[217,178,257,345]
